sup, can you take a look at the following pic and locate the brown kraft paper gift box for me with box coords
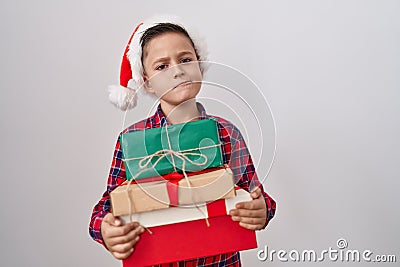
[110,167,236,217]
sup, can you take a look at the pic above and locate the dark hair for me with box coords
[140,23,200,63]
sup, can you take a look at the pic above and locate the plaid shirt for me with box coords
[89,102,276,267]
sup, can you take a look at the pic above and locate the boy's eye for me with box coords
[155,64,168,71]
[181,58,192,63]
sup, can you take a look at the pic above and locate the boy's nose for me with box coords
[172,64,185,78]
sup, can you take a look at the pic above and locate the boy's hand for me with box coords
[101,213,145,260]
[229,187,267,230]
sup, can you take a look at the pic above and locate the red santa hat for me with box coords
[108,15,209,111]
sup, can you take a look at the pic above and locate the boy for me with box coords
[90,15,276,266]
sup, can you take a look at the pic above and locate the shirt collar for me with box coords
[152,102,208,127]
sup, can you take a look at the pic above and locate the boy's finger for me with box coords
[110,217,139,227]
[230,208,263,218]
[103,222,139,238]
[111,218,122,226]
[103,213,115,224]
[231,215,265,225]
[250,187,262,199]
[110,239,136,254]
[234,199,264,210]
[239,221,263,231]
[106,226,145,246]
[112,248,134,260]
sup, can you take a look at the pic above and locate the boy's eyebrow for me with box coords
[151,57,169,67]
[151,50,195,67]
[176,50,195,57]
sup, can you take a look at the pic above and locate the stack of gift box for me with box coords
[110,119,257,266]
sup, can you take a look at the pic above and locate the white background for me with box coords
[0,0,399,266]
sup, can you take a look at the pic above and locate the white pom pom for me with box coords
[108,84,137,111]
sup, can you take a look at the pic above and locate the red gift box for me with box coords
[121,189,257,266]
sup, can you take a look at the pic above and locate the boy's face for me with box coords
[142,32,202,107]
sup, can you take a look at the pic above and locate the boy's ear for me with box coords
[143,75,155,93]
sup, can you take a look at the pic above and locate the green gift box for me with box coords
[121,119,224,180]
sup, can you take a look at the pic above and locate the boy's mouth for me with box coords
[173,81,192,89]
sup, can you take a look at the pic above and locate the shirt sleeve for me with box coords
[228,126,276,228]
[89,135,127,246]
